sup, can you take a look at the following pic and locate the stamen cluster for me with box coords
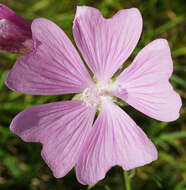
[82,82,112,107]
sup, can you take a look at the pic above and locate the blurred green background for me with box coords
[0,0,186,190]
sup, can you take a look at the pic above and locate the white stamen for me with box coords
[82,81,112,107]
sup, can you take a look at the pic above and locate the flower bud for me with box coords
[0,4,34,55]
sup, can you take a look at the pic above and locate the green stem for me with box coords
[88,184,95,189]
[124,171,131,190]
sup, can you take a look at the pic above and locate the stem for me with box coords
[88,184,95,189]
[124,170,131,190]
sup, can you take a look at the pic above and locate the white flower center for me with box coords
[82,82,112,107]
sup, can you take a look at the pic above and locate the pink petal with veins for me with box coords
[73,6,142,81]
[112,39,182,121]
[76,101,157,185]
[10,100,96,178]
[6,18,94,95]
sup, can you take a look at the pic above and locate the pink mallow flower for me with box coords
[0,4,34,54]
[5,6,181,185]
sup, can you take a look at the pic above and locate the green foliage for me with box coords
[0,0,186,190]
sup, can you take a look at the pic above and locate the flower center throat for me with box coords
[82,82,113,107]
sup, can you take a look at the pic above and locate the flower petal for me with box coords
[10,100,96,178]
[0,4,33,54]
[6,18,93,95]
[73,6,142,81]
[76,101,157,185]
[112,39,182,122]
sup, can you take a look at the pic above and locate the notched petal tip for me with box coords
[5,15,93,95]
[73,6,143,81]
[148,38,169,50]
[75,6,88,18]
[114,36,181,122]
[113,7,142,24]
[9,101,96,180]
[73,6,102,28]
[130,7,142,17]
[40,148,65,179]
[5,70,15,91]
[31,17,49,27]
[125,144,158,170]
[75,6,101,18]
[5,65,22,93]
[76,165,114,185]
[76,102,158,185]
[117,7,141,16]
[166,91,182,122]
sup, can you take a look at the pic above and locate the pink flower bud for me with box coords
[0,4,34,54]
